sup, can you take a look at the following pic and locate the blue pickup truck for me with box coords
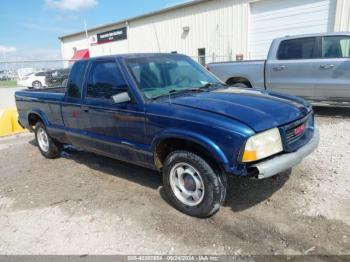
[15,53,319,217]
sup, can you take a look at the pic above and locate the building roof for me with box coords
[59,0,209,40]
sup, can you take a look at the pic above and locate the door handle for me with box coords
[81,105,89,112]
[272,65,286,71]
[320,64,334,70]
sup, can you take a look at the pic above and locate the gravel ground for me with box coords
[0,107,349,255]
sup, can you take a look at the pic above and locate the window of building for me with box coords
[322,36,350,58]
[67,61,88,99]
[87,61,127,100]
[198,48,206,65]
[277,37,317,60]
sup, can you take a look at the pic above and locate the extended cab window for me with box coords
[87,61,127,100]
[322,36,350,58]
[277,37,317,60]
[35,72,46,77]
[67,61,88,99]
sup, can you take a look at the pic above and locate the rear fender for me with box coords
[26,109,50,129]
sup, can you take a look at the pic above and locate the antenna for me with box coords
[153,24,161,52]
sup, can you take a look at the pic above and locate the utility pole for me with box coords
[84,19,89,49]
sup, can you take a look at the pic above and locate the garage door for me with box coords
[249,0,336,59]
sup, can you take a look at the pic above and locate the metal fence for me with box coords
[190,54,236,65]
[0,54,237,89]
[0,60,73,89]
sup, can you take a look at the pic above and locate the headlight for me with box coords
[242,128,283,162]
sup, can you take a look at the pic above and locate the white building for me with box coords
[59,0,350,64]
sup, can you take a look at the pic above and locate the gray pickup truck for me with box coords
[207,33,350,106]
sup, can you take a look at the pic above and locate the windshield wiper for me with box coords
[151,83,226,101]
[151,88,196,101]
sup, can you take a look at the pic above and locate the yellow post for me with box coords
[0,108,26,137]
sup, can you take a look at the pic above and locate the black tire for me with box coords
[230,83,249,88]
[163,150,227,218]
[34,122,62,159]
[32,81,42,89]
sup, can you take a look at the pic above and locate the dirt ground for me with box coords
[0,107,349,255]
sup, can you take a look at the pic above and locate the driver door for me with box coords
[82,59,147,165]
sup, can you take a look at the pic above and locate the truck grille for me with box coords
[286,122,307,143]
[281,113,314,152]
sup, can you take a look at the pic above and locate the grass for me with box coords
[0,80,17,88]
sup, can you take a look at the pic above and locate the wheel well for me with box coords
[226,77,252,88]
[155,138,222,172]
[28,113,43,128]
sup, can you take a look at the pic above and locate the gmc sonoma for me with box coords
[15,54,319,217]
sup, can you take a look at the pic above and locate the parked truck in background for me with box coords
[207,33,350,106]
[15,53,319,217]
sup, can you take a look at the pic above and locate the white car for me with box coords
[17,72,47,89]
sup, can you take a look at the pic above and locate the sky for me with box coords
[0,0,188,61]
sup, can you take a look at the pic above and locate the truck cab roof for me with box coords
[275,32,350,42]
[85,53,185,62]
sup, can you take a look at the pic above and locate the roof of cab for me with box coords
[87,53,186,61]
[274,32,350,41]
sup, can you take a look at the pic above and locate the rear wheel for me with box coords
[32,81,42,89]
[163,150,226,218]
[35,122,62,159]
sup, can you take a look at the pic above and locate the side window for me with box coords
[87,61,127,99]
[277,37,317,60]
[67,61,88,99]
[322,36,350,58]
[35,72,46,77]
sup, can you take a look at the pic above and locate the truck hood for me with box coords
[170,87,311,132]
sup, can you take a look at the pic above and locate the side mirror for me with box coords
[111,91,131,104]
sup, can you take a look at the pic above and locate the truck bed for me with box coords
[15,87,66,130]
[207,60,266,89]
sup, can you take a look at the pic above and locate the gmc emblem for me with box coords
[294,124,305,136]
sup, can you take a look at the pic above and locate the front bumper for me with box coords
[251,128,320,179]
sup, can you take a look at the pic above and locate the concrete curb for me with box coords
[0,108,26,137]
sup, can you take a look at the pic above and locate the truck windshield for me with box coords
[124,55,223,100]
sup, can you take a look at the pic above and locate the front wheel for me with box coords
[35,122,62,159]
[163,151,226,218]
